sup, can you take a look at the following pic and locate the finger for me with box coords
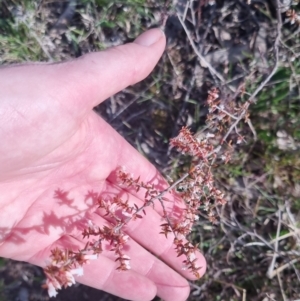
[87,212,191,301]
[31,236,157,301]
[29,205,190,301]
[80,258,157,301]
[96,182,207,280]
[58,28,166,111]
[0,29,165,116]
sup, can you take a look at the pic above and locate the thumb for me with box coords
[54,28,166,112]
[0,29,165,115]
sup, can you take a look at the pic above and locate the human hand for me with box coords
[0,29,206,301]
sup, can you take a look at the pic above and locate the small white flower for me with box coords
[47,281,58,298]
[122,210,132,217]
[181,264,188,271]
[109,203,118,213]
[83,254,98,261]
[122,234,129,242]
[71,267,84,277]
[177,233,185,240]
[65,271,76,286]
[124,261,131,270]
[188,252,196,261]
[181,220,189,227]
[52,278,61,290]
[87,220,97,231]
[206,133,215,138]
[46,278,61,298]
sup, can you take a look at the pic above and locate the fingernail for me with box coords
[134,28,164,47]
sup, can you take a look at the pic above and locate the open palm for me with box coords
[0,29,206,301]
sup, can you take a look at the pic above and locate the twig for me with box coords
[275,250,300,257]
[232,229,273,250]
[176,13,226,83]
[243,242,266,247]
[267,209,282,279]
[190,0,196,26]
[212,279,246,300]
[182,0,190,21]
[251,0,281,102]
[285,201,300,244]
[270,228,300,244]
[268,258,300,279]
[277,272,288,301]
[291,261,300,283]
[110,80,159,122]
[220,0,282,142]
[215,106,238,120]
[246,119,257,141]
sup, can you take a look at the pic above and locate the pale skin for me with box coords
[0,29,206,301]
